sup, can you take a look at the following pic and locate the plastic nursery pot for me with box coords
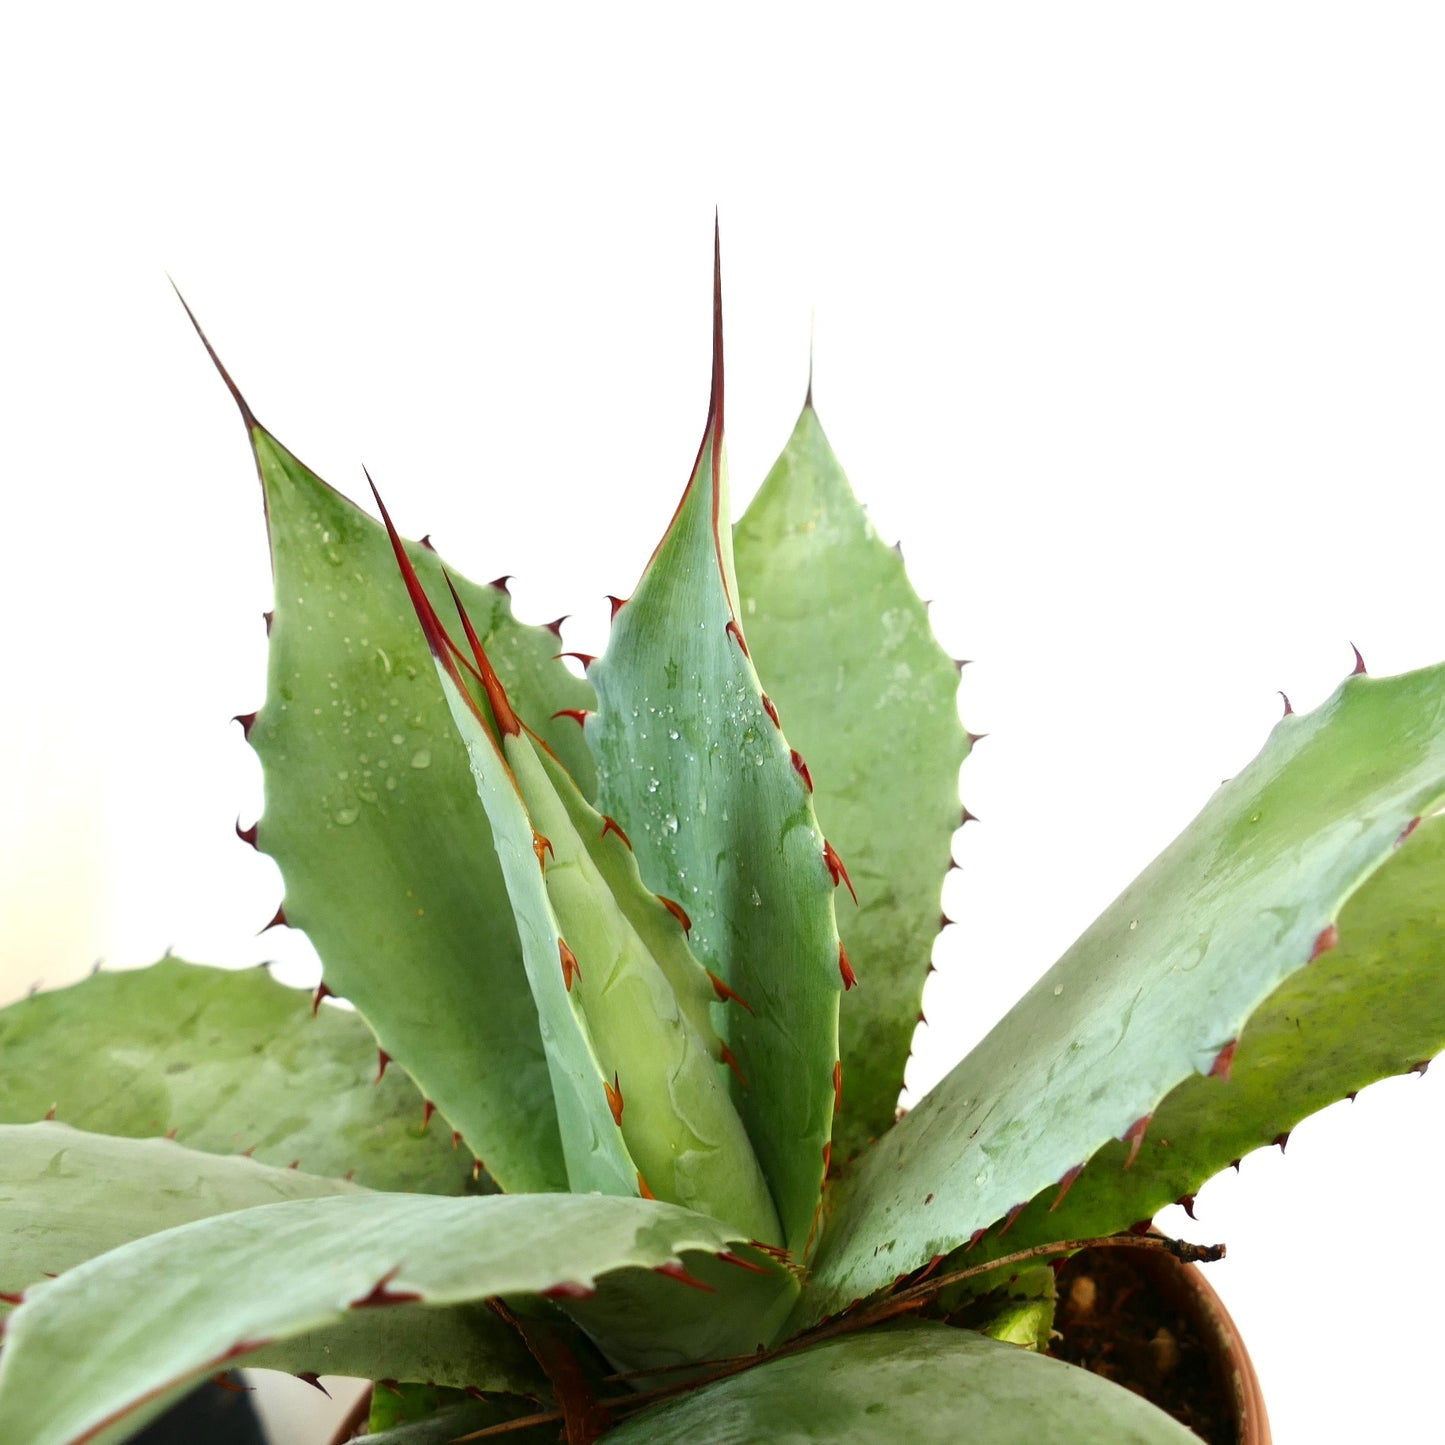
[131,1375,266,1445]
[1052,1243,1271,1445]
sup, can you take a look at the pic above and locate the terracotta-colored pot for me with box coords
[1124,1245,1271,1445]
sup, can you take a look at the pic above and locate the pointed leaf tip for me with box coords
[442,570,522,737]
[170,280,259,433]
[1279,690,1294,716]
[1350,642,1368,675]
[709,212,724,435]
[367,472,457,674]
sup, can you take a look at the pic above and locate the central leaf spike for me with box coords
[584,226,845,1256]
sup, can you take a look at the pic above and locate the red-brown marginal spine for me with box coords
[442,573,522,737]
[348,1267,422,1310]
[1121,1113,1151,1168]
[368,473,500,748]
[1050,1162,1085,1212]
[559,939,581,992]
[707,970,755,1013]
[655,1261,714,1293]
[823,840,857,903]
[720,1044,748,1089]
[1208,1039,1238,1081]
[658,895,691,932]
[542,1281,596,1300]
[717,1250,770,1275]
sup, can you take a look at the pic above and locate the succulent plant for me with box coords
[3,235,1445,1445]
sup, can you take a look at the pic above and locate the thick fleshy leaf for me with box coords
[242,410,596,1194]
[586,251,841,1256]
[387,602,633,1204]
[802,665,1445,1322]
[601,1321,1199,1443]
[183,297,595,1193]
[563,1244,799,1378]
[0,1190,775,1445]
[241,1305,541,1401]
[0,1128,505,1419]
[374,512,779,1240]
[511,734,781,1241]
[0,1122,362,1302]
[949,811,1445,1294]
[734,402,968,1164]
[0,959,475,1193]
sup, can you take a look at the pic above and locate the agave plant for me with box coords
[2,237,1444,1445]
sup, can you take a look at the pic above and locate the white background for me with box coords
[3,5,1442,1440]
